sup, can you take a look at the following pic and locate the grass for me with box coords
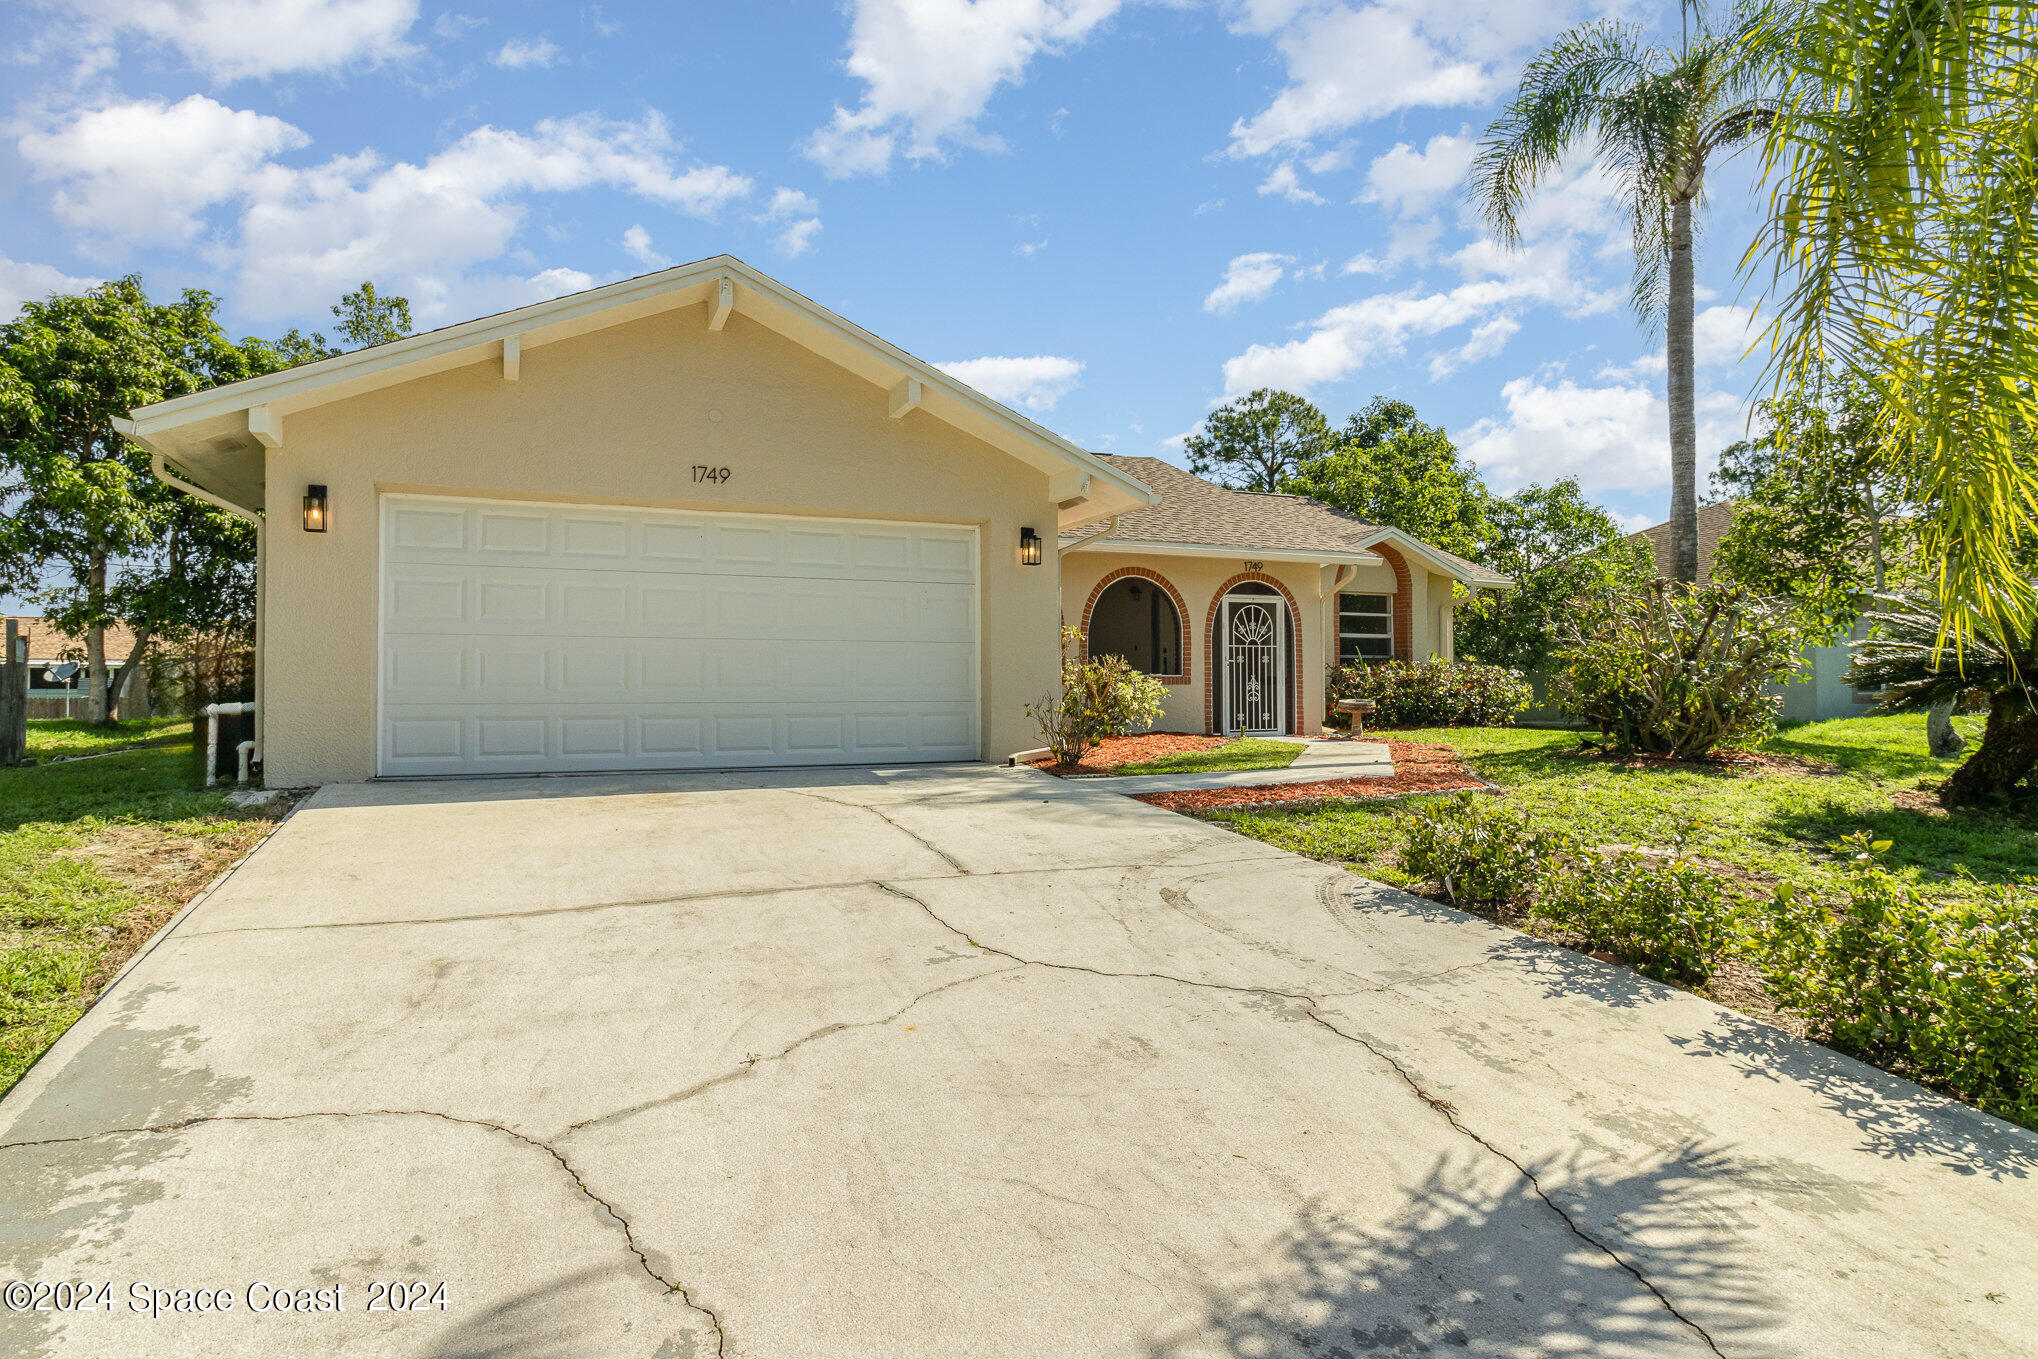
[1211,712,2028,908]
[0,729,282,1097]
[26,716,190,760]
[1110,737,1307,776]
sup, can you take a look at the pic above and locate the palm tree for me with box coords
[1470,4,1777,583]
[1749,0,2038,650]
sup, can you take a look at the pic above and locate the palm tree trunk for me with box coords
[1666,195,1699,584]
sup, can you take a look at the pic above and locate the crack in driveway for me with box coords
[0,1109,730,1356]
[872,880,1728,1359]
[555,963,1024,1141]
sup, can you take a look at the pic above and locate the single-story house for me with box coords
[117,256,1506,785]
[1626,501,1875,721]
[7,617,150,719]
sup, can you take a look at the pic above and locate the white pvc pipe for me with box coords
[236,740,256,785]
[203,702,256,788]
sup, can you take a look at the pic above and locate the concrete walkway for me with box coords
[3,762,2033,1358]
[1076,735,1395,793]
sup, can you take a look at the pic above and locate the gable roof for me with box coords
[1064,455,1511,587]
[116,255,1157,526]
[1626,500,1739,585]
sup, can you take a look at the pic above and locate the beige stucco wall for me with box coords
[258,302,1063,784]
[1061,551,1459,736]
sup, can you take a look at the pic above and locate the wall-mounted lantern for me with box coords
[1019,527,1042,566]
[303,484,329,533]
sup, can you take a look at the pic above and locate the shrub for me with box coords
[1026,625,1167,765]
[1400,791,1572,912]
[1533,850,1737,986]
[1551,580,1804,758]
[1750,835,2038,1125]
[1327,657,1533,728]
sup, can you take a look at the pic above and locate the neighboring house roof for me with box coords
[1063,455,1512,587]
[6,617,138,663]
[1626,500,1740,586]
[116,255,1157,529]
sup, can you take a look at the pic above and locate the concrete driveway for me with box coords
[3,764,2034,1358]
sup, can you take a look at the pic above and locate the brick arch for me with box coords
[1204,572,1305,735]
[1078,566,1191,684]
[1369,542,1416,661]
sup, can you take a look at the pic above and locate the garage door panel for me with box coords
[380,496,981,774]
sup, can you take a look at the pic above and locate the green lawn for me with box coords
[1212,713,2028,907]
[26,716,191,760]
[0,731,281,1096]
[1111,737,1307,776]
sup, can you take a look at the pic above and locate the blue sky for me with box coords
[4,0,1775,552]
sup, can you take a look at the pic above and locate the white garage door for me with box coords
[378,494,980,775]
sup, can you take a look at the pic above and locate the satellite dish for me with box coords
[42,662,79,682]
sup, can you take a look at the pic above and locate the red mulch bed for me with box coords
[1133,740,1485,813]
[1028,731,1227,776]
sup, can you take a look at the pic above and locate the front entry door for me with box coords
[1222,596,1285,736]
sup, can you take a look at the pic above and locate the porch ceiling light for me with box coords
[1019,526,1042,566]
[303,484,329,533]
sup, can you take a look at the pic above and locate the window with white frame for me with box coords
[1338,593,1393,664]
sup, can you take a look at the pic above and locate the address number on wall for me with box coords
[1242,560,1264,570]
[692,465,731,484]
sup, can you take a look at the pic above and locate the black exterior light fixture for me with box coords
[303,484,329,533]
[1019,526,1042,566]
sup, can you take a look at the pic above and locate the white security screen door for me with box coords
[1222,595,1286,736]
[379,495,980,775]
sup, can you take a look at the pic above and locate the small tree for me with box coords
[1552,580,1804,758]
[1026,626,1166,766]
[1184,389,1329,492]
[1846,589,2037,807]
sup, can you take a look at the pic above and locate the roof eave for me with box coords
[1060,539,1387,566]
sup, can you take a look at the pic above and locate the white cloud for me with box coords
[1360,130,1474,216]
[935,354,1084,412]
[621,224,667,268]
[1218,235,1616,396]
[21,99,755,321]
[16,95,308,247]
[1427,314,1518,379]
[804,0,1130,177]
[1226,1,1490,158]
[1461,374,1744,496]
[777,217,823,257]
[1340,252,1385,276]
[0,256,100,321]
[1598,304,1765,379]
[755,187,821,257]
[431,11,483,39]
[1257,162,1325,205]
[73,0,419,80]
[490,36,560,69]
[1203,252,1291,313]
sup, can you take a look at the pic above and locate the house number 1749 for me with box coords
[692,465,731,484]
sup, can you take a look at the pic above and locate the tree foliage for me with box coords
[1184,388,1330,492]
[1284,397,1491,559]
[1473,3,1779,584]
[1711,373,1919,637]
[1456,479,1653,669]
[1747,0,2038,648]
[0,279,265,720]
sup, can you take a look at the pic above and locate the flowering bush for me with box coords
[1026,625,1167,765]
[1327,658,1533,728]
